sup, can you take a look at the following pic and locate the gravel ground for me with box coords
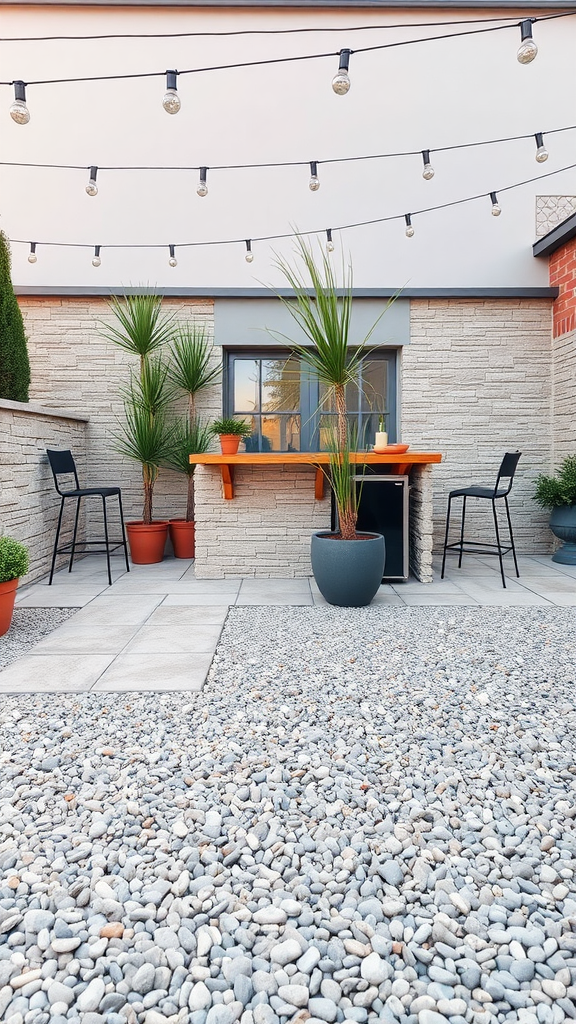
[0,605,575,1024]
[0,608,79,670]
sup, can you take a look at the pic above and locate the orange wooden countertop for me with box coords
[189,451,442,500]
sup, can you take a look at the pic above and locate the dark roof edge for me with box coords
[15,286,558,299]
[533,213,576,258]
[2,1,573,6]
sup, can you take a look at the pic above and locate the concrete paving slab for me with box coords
[148,605,229,625]
[0,654,114,691]
[92,653,213,691]
[70,595,163,625]
[32,624,137,655]
[124,622,223,654]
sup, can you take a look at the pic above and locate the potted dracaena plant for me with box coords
[272,236,394,606]
[164,323,222,558]
[534,455,576,564]
[0,535,29,636]
[100,291,175,564]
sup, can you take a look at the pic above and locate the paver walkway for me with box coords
[2,551,574,693]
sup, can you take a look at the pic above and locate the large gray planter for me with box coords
[311,531,385,607]
[550,504,576,564]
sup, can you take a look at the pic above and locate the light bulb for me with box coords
[169,245,177,267]
[490,193,501,217]
[517,21,538,65]
[309,162,320,191]
[197,167,208,197]
[163,71,181,114]
[245,241,254,263]
[405,214,414,238]
[86,167,98,197]
[10,81,29,125]
[332,49,351,95]
[92,246,101,268]
[534,134,548,163]
[421,151,434,180]
[28,243,37,264]
[326,229,334,253]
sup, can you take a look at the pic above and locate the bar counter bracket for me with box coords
[189,452,442,500]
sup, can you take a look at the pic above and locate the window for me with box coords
[226,349,397,453]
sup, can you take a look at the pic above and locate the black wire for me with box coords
[0,123,574,174]
[4,10,576,89]
[12,160,576,250]
[0,15,532,43]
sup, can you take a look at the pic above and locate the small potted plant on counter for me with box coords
[534,455,576,564]
[211,417,252,455]
[0,536,29,636]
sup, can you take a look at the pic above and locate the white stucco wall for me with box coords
[2,3,575,290]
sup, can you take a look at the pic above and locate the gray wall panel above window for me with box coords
[214,297,409,349]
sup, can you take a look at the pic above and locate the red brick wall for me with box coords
[550,238,576,338]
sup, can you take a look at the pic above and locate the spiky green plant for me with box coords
[272,236,394,539]
[167,324,222,420]
[112,401,171,525]
[0,232,30,402]
[100,292,176,375]
[121,355,174,418]
[164,418,214,521]
[534,455,576,509]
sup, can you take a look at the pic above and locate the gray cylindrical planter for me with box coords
[311,531,385,607]
[550,504,576,564]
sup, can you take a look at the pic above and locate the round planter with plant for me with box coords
[0,536,29,636]
[211,417,252,455]
[273,236,395,607]
[534,455,576,564]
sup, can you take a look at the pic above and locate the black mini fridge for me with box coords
[331,473,410,581]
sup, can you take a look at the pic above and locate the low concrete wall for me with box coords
[0,399,89,583]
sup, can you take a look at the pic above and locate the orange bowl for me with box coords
[373,443,410,454]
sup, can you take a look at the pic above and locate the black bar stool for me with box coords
[441,452,521,588]
[46,449,130,586]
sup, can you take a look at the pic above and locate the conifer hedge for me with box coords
[0,232,30,402]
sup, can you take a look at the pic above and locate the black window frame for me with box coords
[225,347,397,453]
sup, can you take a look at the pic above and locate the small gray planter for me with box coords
[550,504,576,564]
[311,531,385,607]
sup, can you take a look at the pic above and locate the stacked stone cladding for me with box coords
[402,299,553,554]
[0,399,88,582]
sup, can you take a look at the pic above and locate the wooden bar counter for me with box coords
[189,450,442,500]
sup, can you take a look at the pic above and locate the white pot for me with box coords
[375,431,388,448]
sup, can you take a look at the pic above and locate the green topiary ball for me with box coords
[0,536,29,582]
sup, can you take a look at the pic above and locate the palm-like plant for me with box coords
[100,292,176,373]
[167,324,222,420]
[164,418,214,521]
[273,237,389,540]
[113,401,171,525]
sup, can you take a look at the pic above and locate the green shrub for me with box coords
[0,537,29,582]
[534,455,576,509]
[0,232,30,402]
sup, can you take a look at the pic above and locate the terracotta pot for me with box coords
[219,434,241,455]
[126,521,168,564]
[169,519,195,559]
[0,578,19,637]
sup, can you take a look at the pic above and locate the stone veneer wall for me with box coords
[0,399,88,582]
[552,329,576,463]
[402,299,553,554]
[18,297,221,543]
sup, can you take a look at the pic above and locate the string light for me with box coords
[92,245,101,268]
[309,162,320,192]
[85,166,98,196]
[162,70,180,114]
[326,228,334,253]
[421,151,434,181]
[332,49,351,95]
[10,81,29,124]
[490,192,501,216]
[168,244,177,267]
[245,240,254,263]
[197,167,208,197]
[27,242,37,264]
[404,214,414,238]
[534,133,548,163]
[517,20,538,64]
